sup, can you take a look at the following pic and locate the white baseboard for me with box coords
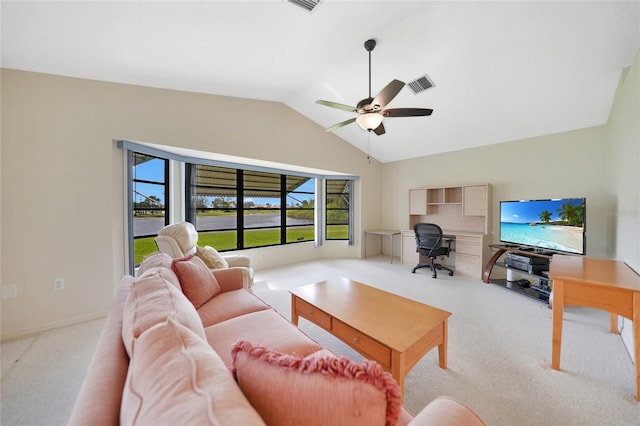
[1,312,108,342]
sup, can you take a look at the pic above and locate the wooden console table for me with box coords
[549,255,640,400]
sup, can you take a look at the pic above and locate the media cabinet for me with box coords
[483,244,555,305]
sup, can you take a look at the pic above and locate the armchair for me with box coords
[154,222,254,289]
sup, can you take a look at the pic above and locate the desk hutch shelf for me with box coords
[403,184,491,279]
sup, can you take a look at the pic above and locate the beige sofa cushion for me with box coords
[122,268,205,356]
[231,340,401,426]
[121,318,266,426]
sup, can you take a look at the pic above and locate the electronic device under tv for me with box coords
[499,198,586,255]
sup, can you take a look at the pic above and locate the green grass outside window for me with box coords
[133,225,348,266]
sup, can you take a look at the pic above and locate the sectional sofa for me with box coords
[68,252,485,425]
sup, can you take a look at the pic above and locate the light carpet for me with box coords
[251,257,639,426]
[1,256,638,425]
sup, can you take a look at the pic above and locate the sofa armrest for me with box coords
[408,396,485,426]
[223,256,254,286]
[211,268,245,292]
[68,276,133,426]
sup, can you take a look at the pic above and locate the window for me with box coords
[120,140,356,265]
[129,152,169,269]
[285,176,315,243]
[186,164,315,250]
[325,179,351,241]
[186,164,238,250]
[243,170,282,248]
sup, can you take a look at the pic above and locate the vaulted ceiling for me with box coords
[2,1,639,163]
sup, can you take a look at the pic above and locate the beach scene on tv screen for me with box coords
[500,198,585,254]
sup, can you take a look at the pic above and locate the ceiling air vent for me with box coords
[408,74,435,94]
[287,0,321,12]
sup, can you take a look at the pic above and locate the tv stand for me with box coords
[483,244,555,305]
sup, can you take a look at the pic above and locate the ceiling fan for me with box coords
[316,39,433,136]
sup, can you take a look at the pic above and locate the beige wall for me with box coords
[607,50,640,270]
[606,49,640,360]
[1,50,637,341]
[381,125,611,258]
[381,48,639,360]
[0,69,382,340]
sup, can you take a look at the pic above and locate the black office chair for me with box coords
[411,223,454,278]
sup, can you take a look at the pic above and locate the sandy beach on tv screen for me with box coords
[549,225,583,250]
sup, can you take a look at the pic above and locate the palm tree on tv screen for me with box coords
[539,210,552,223]
[557,201,584,226]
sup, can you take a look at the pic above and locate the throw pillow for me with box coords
[231,340,401,426]
[121,318,265,426]
[171,254,222,309]
[196,245,229,270]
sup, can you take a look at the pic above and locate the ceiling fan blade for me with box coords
[373,122,385,136]
[316,100,357,112]
[325,117,357,132]
[371,79,405,109]
[383,108,433,117]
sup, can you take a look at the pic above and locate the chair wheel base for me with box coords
[412,261,454,279]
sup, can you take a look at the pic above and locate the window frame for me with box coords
[324,179,353,243]
[119,139,357,272]
[127,150,170,273]
[185,164,318,250]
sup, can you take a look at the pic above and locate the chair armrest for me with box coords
[223,254,251,268]
[408,396,485,426]
[211,268,245,292]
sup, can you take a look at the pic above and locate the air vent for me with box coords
[408,74,435,94]
[288,0,321,12]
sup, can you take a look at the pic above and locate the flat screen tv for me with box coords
[499,198,586,255]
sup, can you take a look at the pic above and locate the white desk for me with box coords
[364,230,401,263]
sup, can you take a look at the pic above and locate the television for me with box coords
[499,198,586,255]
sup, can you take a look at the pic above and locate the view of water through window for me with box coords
[129,151,351,267]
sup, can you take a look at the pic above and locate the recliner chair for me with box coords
[154,221,254,289]
[411,223,454,279]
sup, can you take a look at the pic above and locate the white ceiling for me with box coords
[2,1,639,163]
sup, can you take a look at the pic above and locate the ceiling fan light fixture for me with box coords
[356,112,384,131]
[315,37,433,135]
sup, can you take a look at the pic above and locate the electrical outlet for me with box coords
[53,278,65,291]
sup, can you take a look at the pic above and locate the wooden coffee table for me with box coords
[290,276,451,398]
